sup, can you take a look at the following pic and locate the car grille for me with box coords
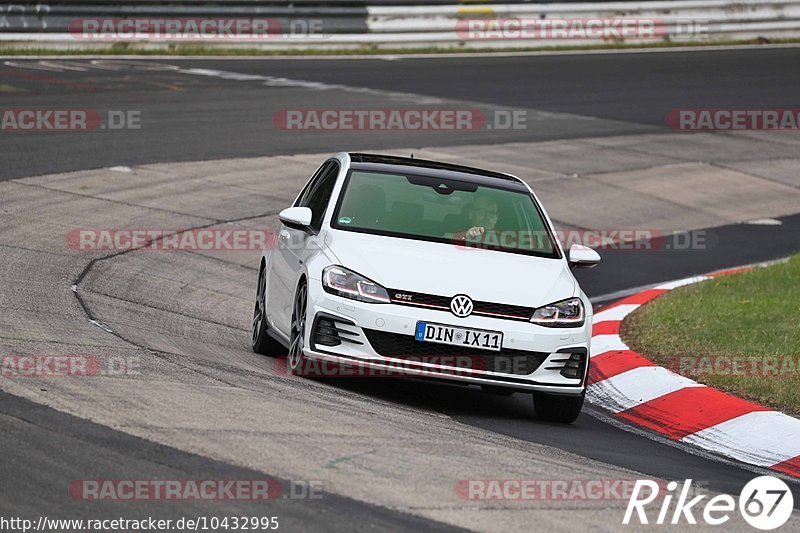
[386,289,533,321]
[362,329,548,376]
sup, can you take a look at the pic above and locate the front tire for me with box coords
[533,391,584,424]
[288,281,311,377]
[252,265,284,357]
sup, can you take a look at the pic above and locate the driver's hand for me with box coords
[466,226,485,239]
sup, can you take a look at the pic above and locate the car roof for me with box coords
[347,153,528,192]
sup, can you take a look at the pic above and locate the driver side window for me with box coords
[294,162,329,208]
[298,161,340,233]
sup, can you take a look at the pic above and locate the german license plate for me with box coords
[415,321,503,352]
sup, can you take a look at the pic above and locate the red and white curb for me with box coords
[587,266,800,478]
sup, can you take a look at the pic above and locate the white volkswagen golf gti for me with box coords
[252,152,600,423]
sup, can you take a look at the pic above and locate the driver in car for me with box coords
[457,195,499,241]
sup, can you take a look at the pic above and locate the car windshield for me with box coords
[331,170,559,258]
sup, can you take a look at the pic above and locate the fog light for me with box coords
[314,317,341,347]
[560,352,586,379]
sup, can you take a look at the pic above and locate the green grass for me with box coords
[621,254,800,415]
[1,37,799,56]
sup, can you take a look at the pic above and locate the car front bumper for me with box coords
[303,285,592,394]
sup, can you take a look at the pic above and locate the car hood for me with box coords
[324,230,576,308]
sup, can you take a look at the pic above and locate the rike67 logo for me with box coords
[624,477,794,530]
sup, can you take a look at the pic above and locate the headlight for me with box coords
[530,297,584,327]
[322,266,390,303]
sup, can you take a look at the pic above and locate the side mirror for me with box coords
[279,207,313,231]
[568,244,601,269]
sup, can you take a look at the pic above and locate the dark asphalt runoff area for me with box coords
[2,48,800,525]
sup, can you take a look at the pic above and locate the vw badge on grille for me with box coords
[450,294,474,318]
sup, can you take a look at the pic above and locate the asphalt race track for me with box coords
[2,48,800,530]
[3,47,800,180]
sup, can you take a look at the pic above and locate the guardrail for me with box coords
[1,0,799,48]
[0,3,369,33]
[365,0,800,47]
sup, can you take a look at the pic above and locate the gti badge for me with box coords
[450,294,474,318]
